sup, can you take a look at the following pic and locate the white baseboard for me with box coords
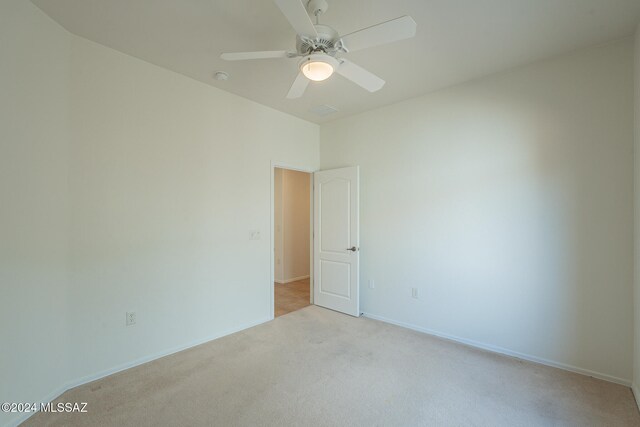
[362,312,631,387]
[633,383,640,412]
[8,316,271,427]
[275,275,310,284]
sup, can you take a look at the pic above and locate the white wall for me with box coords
[282,169,311,281]
[66,37,319,382]
[321,40,634,384]
[633,23,640,403]
[0,2,71,426]
[2,3,319,425]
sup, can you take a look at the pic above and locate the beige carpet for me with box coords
[24,306,640,426]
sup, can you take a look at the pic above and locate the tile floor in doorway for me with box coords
[274,278,310,317]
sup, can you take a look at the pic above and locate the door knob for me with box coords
[347,246,358,252]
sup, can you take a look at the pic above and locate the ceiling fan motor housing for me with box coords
[296,24,339,54]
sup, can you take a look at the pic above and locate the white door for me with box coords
[313,166,360,317]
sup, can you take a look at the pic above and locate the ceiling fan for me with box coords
[220,0,417,99]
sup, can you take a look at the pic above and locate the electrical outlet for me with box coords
[250,230,261,240]
[126,311,136,326]
[368,279,375,289]
[411,288,418,299]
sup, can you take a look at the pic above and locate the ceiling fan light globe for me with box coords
[302,61,334,81]
[299,54,339,82]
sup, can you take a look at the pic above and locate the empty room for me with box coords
[3,0,640,426]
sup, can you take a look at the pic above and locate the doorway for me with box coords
[273,167,312,317]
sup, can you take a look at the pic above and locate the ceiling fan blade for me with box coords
[340,15,416,52]
[287,72,309,99]
[336,59,385,92]
[220,51,290,61]
[274,0,318,38]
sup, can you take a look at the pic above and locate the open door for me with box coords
[313,166,360,317]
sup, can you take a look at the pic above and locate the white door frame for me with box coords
[270,161,316,320]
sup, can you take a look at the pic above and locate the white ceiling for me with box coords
[32,0,640,124]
